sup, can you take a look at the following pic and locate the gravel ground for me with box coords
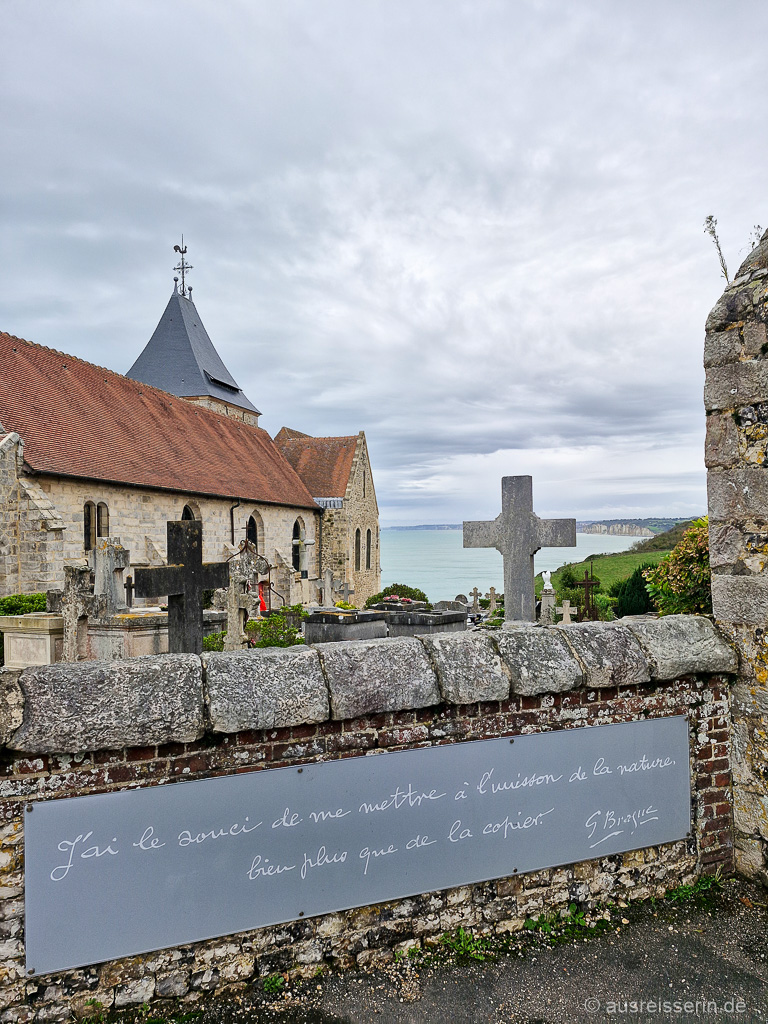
[112,877,767,1024]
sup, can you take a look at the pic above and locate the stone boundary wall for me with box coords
[704,230,768,886]
[0,619,737,1019]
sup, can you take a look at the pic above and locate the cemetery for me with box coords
[0,241,767,1019]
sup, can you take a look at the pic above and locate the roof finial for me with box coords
[172,236,193,297]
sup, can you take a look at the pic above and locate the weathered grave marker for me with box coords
[557,599,577,624]
[134,521,228,654]
[464,476,576,622]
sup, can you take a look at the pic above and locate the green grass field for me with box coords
[535,549,670,596]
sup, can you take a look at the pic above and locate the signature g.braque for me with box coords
[585,805,659,849]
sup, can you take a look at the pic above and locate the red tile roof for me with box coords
[275,428,358,499]
[0,333,318,509]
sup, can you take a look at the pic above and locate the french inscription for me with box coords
[25,718,690,975]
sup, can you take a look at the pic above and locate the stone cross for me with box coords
[318,568,336,606]
[133,520,229,655]
[556,599,577,624]
[470,587,481,613]
[464,476,576,623]
[339,581,355,604]
[89,537,130,614]
[223,545,263,651]
[487,587,497,613]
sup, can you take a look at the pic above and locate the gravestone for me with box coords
[222,544,268,651]
[575,570,599,621]
[464,476,576,623]
[317,568,336,606]
[539,589,556,625]
[90,538,130,613]
[470,587,481,613]
[134,521,229,655]
[557,599,577,624]
[487,587,498,614]
[339,581,355,604]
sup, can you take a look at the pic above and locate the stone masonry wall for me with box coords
[0,617,737,1019]
[28,476,320,601]
[0,436,64,599]
[320,433,381,607]
[704,228,768,887]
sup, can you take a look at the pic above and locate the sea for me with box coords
[380,528,641,602]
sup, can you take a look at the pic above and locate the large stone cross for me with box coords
[464,476,576,623]
[133,521,229,654]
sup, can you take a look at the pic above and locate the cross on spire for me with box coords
[463,476,576,623]
[173,237,193,297]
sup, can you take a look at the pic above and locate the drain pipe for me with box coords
[229,499,241,545]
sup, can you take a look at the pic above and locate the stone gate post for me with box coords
[705,228,768,886]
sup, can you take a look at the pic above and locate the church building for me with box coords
[0,254,381,607]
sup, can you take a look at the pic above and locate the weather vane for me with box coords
[172,236,193,297]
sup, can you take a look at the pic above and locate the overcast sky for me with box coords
[3,1,765,526]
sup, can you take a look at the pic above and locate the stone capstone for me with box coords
[204,647,329,732]
[316,637,440,720]
[9,655,204,753]
[417,631,509,704]
[557,622,650,689]
[622,615,737,680]
[494,625,582,696]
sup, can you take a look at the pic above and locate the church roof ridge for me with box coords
[0,331,318,510]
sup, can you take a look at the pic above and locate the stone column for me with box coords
[705,228,768,887]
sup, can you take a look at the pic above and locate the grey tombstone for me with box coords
[339,581,355,604]
[223,545,266,651]
[90,538,130,614]
[464,476,576,623]
[470,587,481,613]
[539,590,556,625]
[487,587,498,614]
[134,521,229,655]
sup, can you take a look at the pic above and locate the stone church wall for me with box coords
[0,435,64,599]
[0,619,737,1018]
[704,231,768,888]
[19,475,320,601]
[320,435,381,607]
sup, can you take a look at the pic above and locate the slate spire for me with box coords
[127,285,260,417]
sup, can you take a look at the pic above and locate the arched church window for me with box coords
[354,528,361,571]
[83,502,96,551]
[97,502,109,538]
[181,505,196,521]
[366,529,372,570]
[247,515,259,550]
[292,520,302,571]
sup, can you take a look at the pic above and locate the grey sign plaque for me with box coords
[25,717,690,975]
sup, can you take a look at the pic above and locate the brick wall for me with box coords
[0,618,737,1019]
[704,230,768,886]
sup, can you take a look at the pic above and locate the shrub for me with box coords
[253,604,307,648]
[202,631,226,652]
[643,519,712,616]
[365,583,429,608]
[0,593,47,666]
[614,564,655,617]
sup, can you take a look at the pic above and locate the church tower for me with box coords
[127,242,260,427]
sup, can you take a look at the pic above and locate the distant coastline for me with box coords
[383,517,700,536]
